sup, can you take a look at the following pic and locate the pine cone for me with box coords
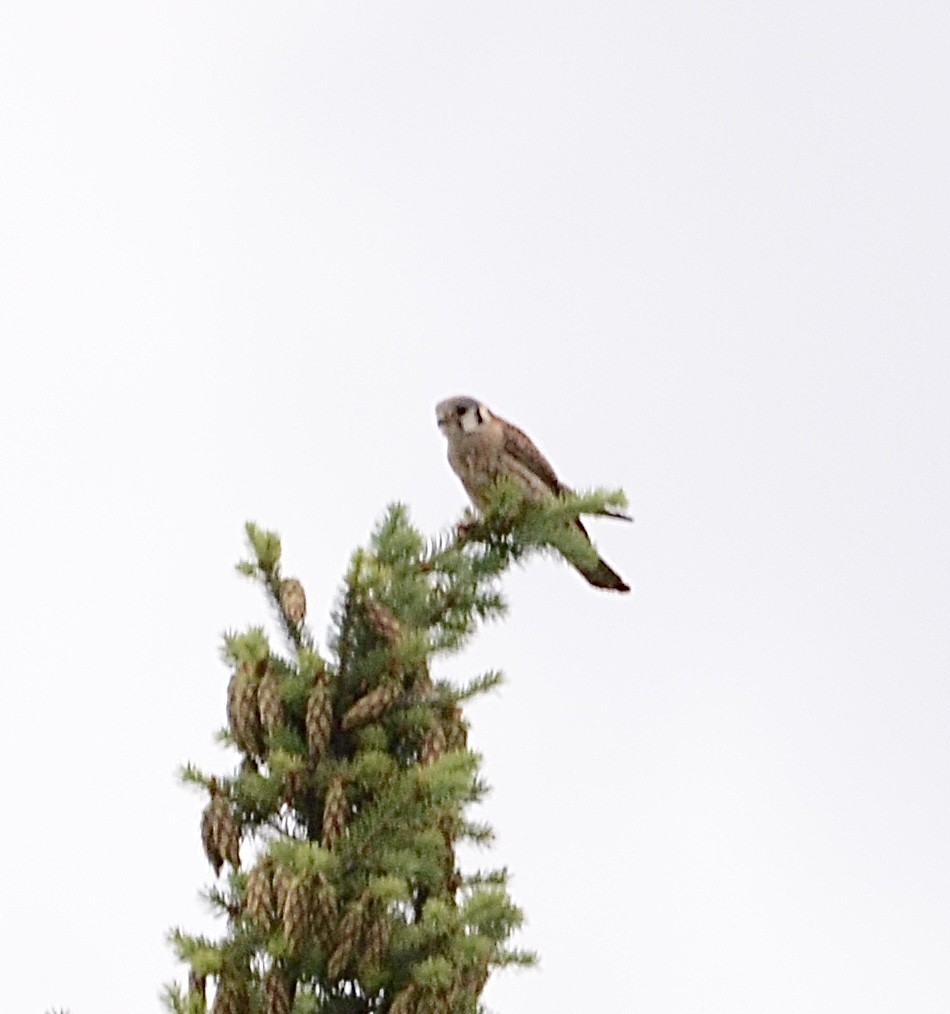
[445,980,462,1012]
[281,875,312,955]
[326,900,364,979]
[227,662,265,758]
[341,680,400,731]
[305,678,332,762]
[283,766,304,805]
[210,982,234,1014]
[201,800,223,875]
[211,793,241,870]
[445,865,462,895]
[310,874,338,951]
[188,969,206,1001]
[419,723,446,766]
[211,974,248,1014]
[201,788,240,874]
[363,911,391,969]
[257,664,283,737]
[321,774,347,849]
[461,960,490,996]
[389,986,417,1014]
[279,579,307,625]
[423,989,451,1014]
[272,862,295,916]
[444,706,468,752]
[245,860,276,932]
[262,968,294,1014]
[364,600,402,644]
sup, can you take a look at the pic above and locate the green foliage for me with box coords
[166,484,626,1013]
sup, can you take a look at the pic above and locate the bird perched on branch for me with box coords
[435,395,631,592]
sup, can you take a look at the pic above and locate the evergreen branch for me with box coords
[265,569,316,655]
[549,486,631,520]
[458,820,495,846]
[330,560,362,686]
[462,867,510,888]
[494,945,539,967]
[179,764,218,792]
[450,671,505,701]
[168,512,538,1008]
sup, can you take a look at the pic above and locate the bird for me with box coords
[435,395,630,592]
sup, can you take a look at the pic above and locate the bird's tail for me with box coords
[572,519,630,592]
[573,556,630,592]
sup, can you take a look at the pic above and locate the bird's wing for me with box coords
[500,419,565,495]
[501,415,633,523]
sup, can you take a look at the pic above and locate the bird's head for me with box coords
[436,396,489,438]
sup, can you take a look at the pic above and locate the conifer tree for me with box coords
[165,482,627,1014]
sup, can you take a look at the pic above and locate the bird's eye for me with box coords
[456,405,466,416]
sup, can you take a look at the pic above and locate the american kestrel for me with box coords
[436,396,630,592]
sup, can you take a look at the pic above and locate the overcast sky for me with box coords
[2,3,948,1012]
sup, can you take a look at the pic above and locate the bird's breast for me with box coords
[448,435,503,509]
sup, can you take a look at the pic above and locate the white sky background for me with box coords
[1,2,948,1011]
